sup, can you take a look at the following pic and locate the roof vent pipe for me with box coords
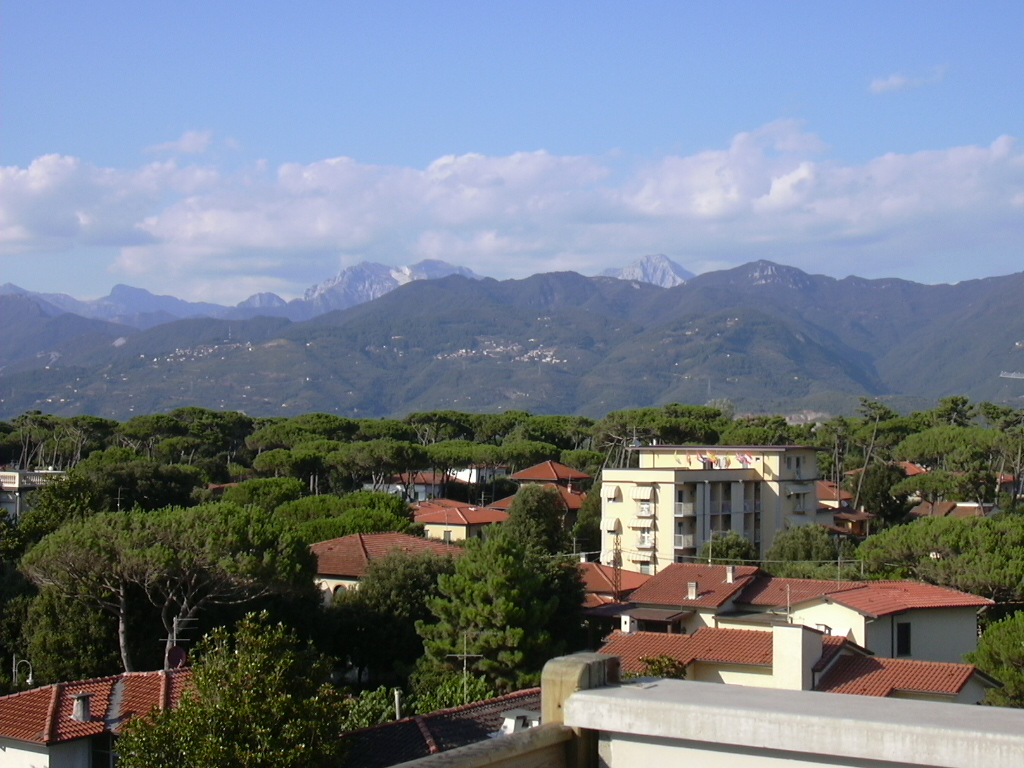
[687,581,698,600]
[71,693,92,722]
[725,565,736,584]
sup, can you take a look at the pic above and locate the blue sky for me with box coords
[2,1,1022,303]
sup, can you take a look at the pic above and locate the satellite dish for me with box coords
[166,646,188,669]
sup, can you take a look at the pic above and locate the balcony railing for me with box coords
[637,535,656,550]
[635,501,655,518]
[674,502,696,517]
[674,533,696,549]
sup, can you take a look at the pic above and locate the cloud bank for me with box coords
[1,120,1022,303]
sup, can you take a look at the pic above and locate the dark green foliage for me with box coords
[640,655,688,679]
[21,503,316,671]
[764,525,858,579]
[220,477,305,512]
[293,510,412,545]
[22,588,121,685]
[698,531,758,565]
[117,612,349,768]
[409,666,496,713]
[503,484,571,554]
[966,612,1024,707]
[848,463,910,525]
[858,516,1024,603]
[571,484,603,556]
[329,551,456,680]
[417,532,584,692]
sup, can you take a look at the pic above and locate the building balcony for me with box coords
[635,501,655,518]
[674,533,696,549]
[674,502,696,517]
[636,535,656,550]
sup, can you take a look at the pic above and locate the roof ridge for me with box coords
[413,715,440,754]
[42,682,62,744]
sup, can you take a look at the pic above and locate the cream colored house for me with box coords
[601,445,828,572]
[620,564,993,664]
[599,623,998,704]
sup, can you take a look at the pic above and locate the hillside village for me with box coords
[2,398,1024,766]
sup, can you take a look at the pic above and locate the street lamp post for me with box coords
[12,655,34,687]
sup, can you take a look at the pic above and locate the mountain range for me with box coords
[0,254,685,328]
[3,258,1024,421]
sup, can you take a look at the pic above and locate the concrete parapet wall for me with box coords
[392,722,572,768]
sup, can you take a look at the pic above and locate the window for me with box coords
[442,530,452,543]
[638,561,652,575]
[896,621,912,656]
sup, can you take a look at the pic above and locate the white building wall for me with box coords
[864,608,981,663]
[0,738,51,768]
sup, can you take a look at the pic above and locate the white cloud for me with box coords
[870,66,947,94]
[146,130,214,154]
[1,122,1022,303]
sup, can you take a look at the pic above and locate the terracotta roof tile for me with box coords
[579,562,650,597]
[826,581,993,617]
[736,576,992,616]
[510,461,591,482]
[736,576,864,607]
[816,481,852,502]
[815,656,982,697]
[599,629,862,678]
[628,564,761,608]
[341,688,541,768]
[311,532,463,579]
[486,484,587,512]
[413,505,509,526]
[0,669,191,746]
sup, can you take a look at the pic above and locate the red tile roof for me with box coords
[816,481,852,503]
[341,688,541,768]
[736,576,992,616]
[737,576,864,607]
[413,505,509,526]
[600,628,861,678]
[386,471,465,486]
[510,461,591,482]
[311,533,463,579]
[826,581,993,617]
[579,562,650,598]
[814,656,986,698]
[487,484,587,512]
[627,564,761,608]
[0,669,191,745]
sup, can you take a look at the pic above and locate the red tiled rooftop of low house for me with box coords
[580,562,650,598]
[311,532,463,579]
[817,481,852,503]
[387,471,465,486]
[736,576,868,608]
[736,576,992,615]
[834,511,875,522]
[413,498,472,511]
[910,501,988,519]
[825,581,993,617]
[413,505,509,526]
[341,688,541,768]
[600,628,861,677]
[510,460,591,483]
[814,656,986,698]
[0,669,192,746]
[627,563,761,609]
[486,484,587,512]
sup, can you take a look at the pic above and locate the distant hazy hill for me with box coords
[4,260,1024,420]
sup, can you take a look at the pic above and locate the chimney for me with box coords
[772,624,822,691]
[620,613,638,634]
[687,581,698,600]
[71,693,92,722]
[725,565,736,584]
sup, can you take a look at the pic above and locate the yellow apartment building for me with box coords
[600,445,824,573]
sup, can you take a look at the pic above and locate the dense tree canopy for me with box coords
[117,612,349,768]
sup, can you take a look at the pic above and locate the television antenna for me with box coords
[446,632,485,705]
